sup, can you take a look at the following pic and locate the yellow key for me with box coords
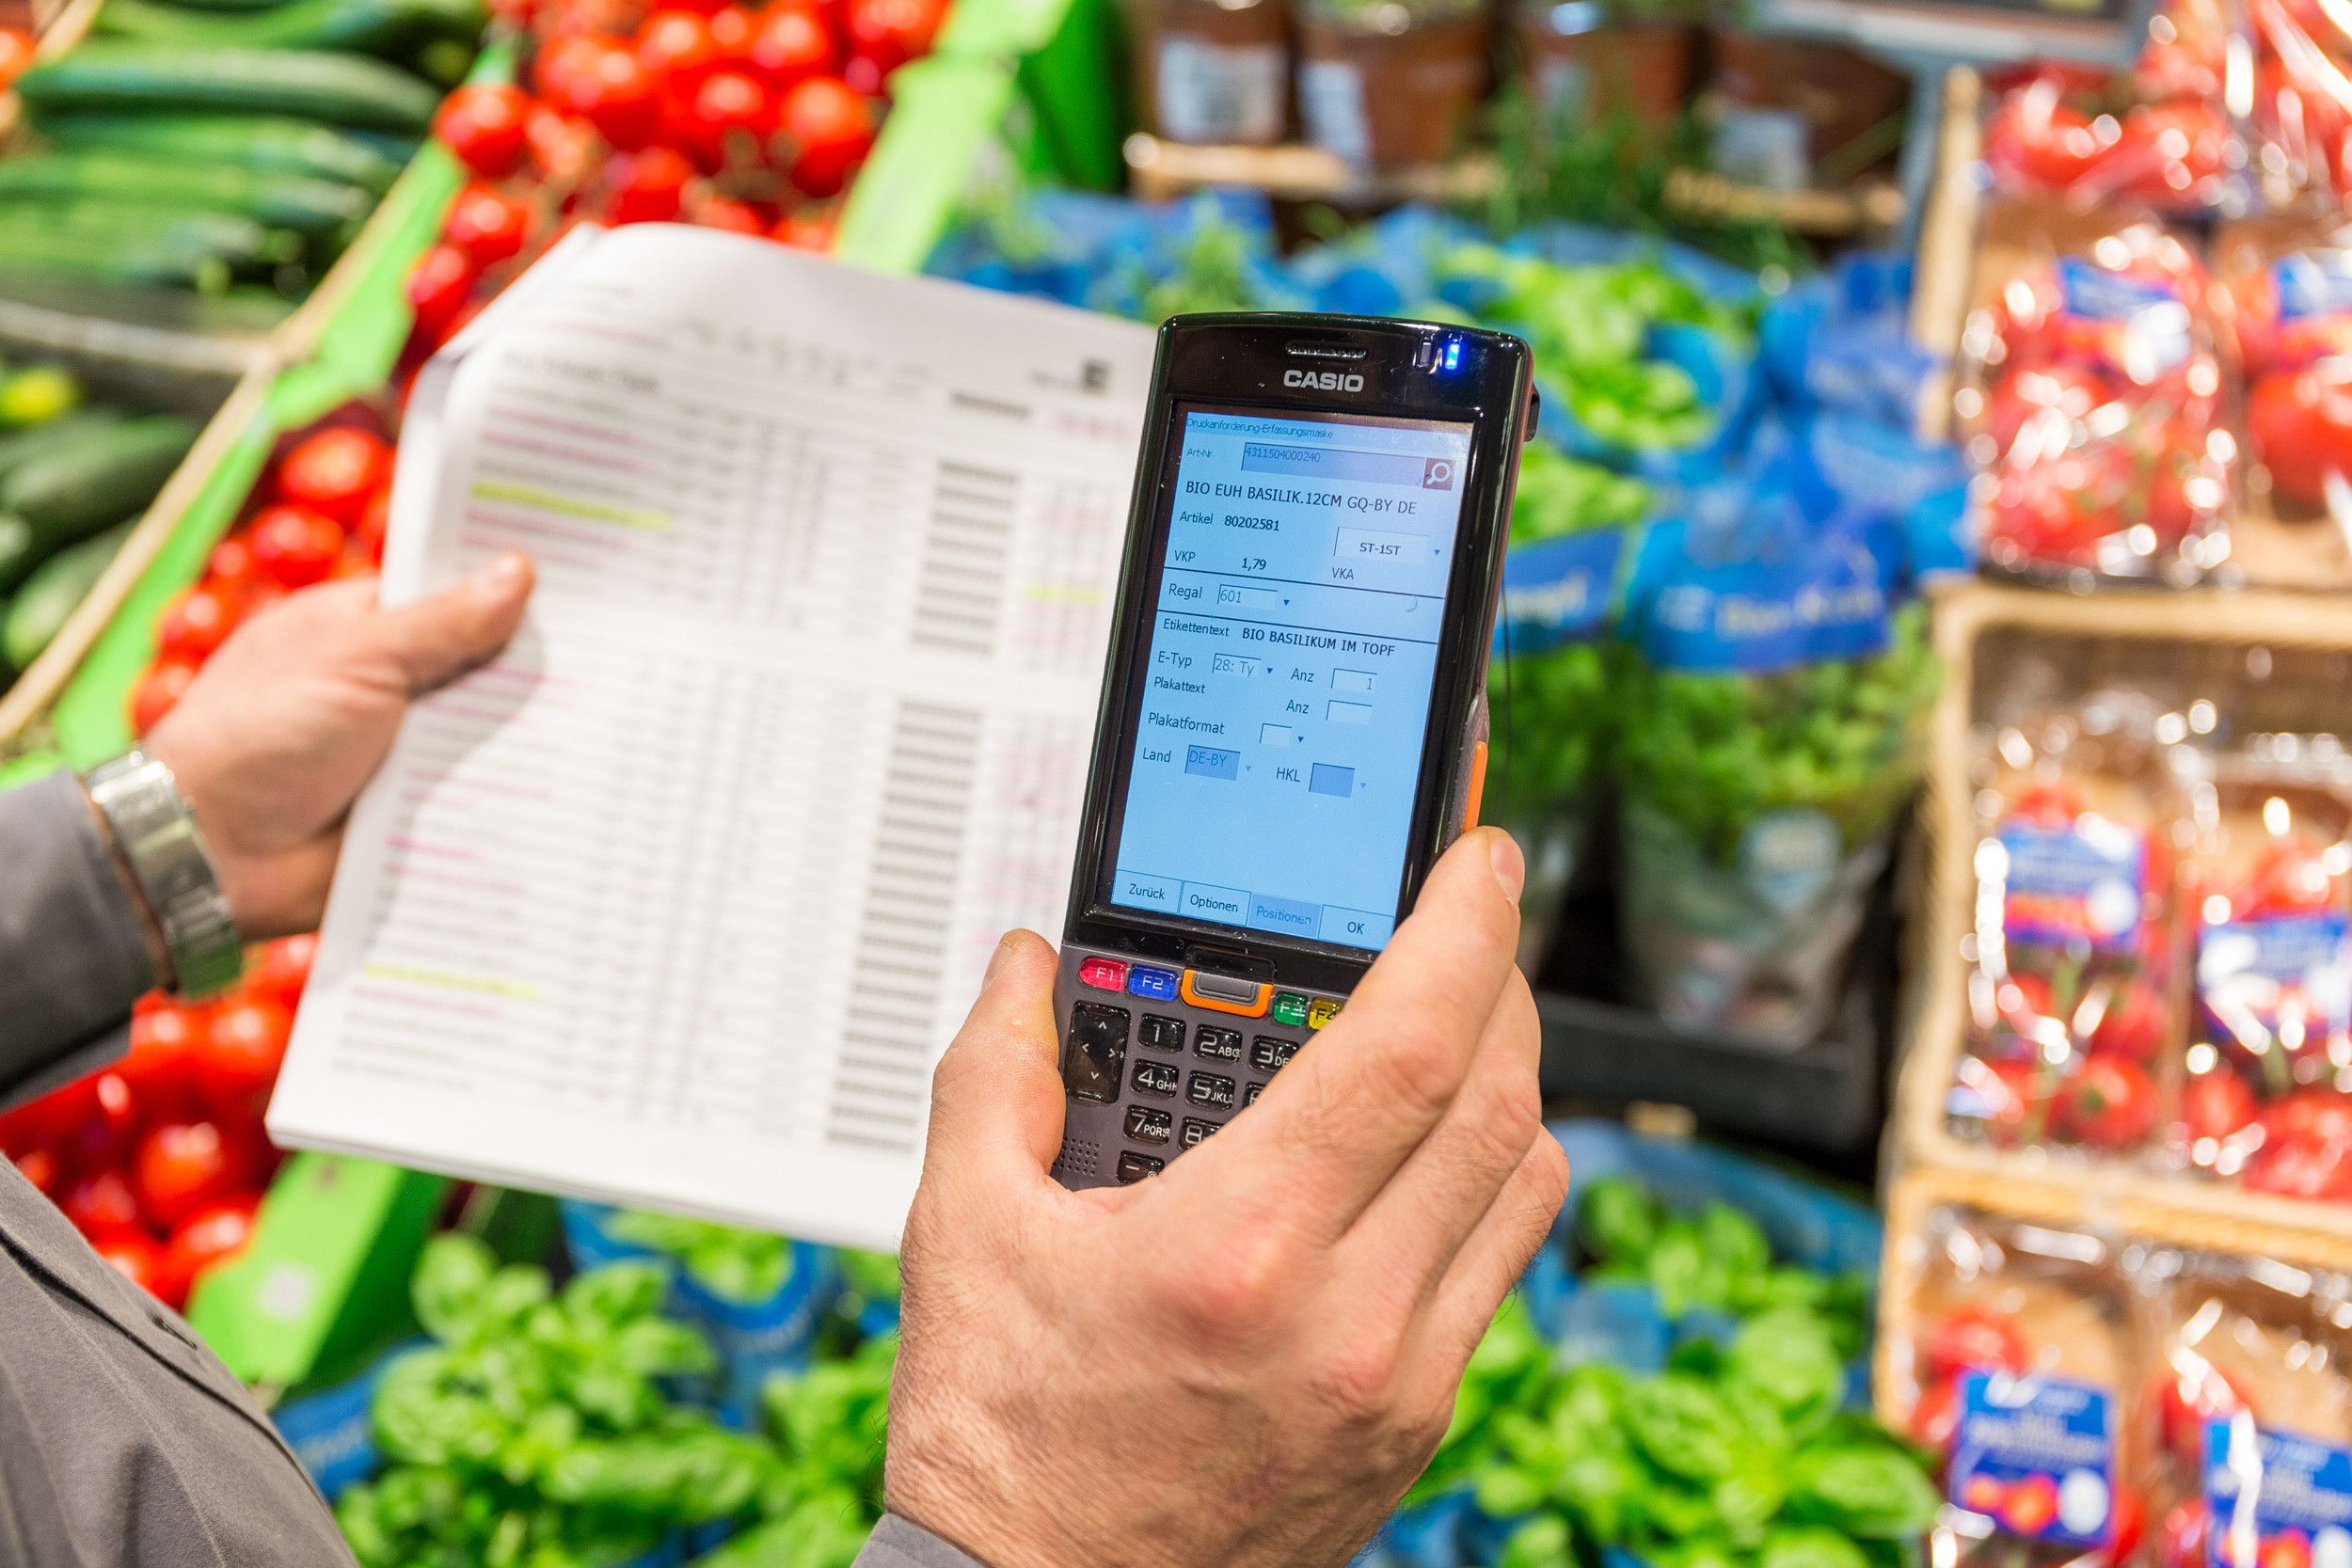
[1307,997,1343,1031]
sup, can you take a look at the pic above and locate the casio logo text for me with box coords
[1283,369,1364,391]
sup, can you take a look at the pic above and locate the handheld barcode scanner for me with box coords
[1050,312,1536,1190]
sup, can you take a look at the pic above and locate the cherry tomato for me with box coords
[433,83,532,179]
[2243,1128,2352,1199]
[63,1168,143,1235]
[246,504,345,589]
[406,241,479,341]
[199,996,294,1113]
[11,1146,60,1197]
[205,534,260,591]
[604,146,694,224]
[119,1002,207,1115]
[135,1120,255,1231]
[843,0,945,75]
[748,1,835,88]
[153,583,241,665]
[354,486,390,565]
[441,183,534,270]
[1985,74,2109,191]
[677,68,774,169]
[246,934,318,1012]
[63,1071,140,1171]
[2088,977,2166,1060]
[0,28,33,92]
[707,4,755,58]
[691,194,768,233]
[2180,1067,2259,1146]
[2252,366,2352,511]
[771,207,836,251]
[524,104,599,184]
[278,427,393,528]
[774,75,874,197]
[2107,100,2232,205]
[1983,361,2109,454]
[637,8,727,87]
[163,1192,262,1304]
[560,40,661,151]
[129,657,200,736]
[1964,1054,2051,1148]
[534,33,609,102]
[92,1229,170,1301]
[2262,1088,2352,1145]
[1927,1303,2031,1381]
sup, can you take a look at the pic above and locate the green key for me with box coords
[1270,990,1309,1028]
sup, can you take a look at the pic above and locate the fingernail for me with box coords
[982,935,1014,989]
[1489,831,1524,903]
[481,551,530,590]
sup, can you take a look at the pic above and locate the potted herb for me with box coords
[1129,0,1292,146]
[1516,0,1700,133]
[1704,4,1909,191]
[1295,0,1489,169]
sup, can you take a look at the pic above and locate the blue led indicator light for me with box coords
[1443,341,1461,371]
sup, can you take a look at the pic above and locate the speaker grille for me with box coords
[1052,1136,1101,1179]
[1285,341,1369,361]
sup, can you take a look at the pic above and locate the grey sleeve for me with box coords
[852,1516,994,1568]
[0,769,156,1107]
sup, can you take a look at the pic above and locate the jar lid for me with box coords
[1530,0,1604,33]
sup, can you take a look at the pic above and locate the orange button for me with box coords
[1462,738,1488,832]
[1180,970,1270,1018]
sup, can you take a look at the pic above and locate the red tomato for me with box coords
[1983,361,2110,456]
[63,1071,140,1170]
[11,1146,60,1196]
[637,8,726,87]
[691,194,768,233]
[677,68,774,169]
[523,104,599,187]
[246,934,318,1012]
[442,183,534,270]
[748,2,835,88]
[1912,1375,1962,1451]
[771,207,836,251]
[707,4,755,58]
[2180,1067,2259,1145]
[63,1168,143,1235]
[2250,368,2352,510]
[153,583,241,665]
[2062,1055,2159,1148]
[1967,1054,2052,1148]
[406,241,479,341]
[129,657,200,735]
[1928,1303,2031,1381]
[119,1002,207,1114]
[0,28,33,91]
[204,534,260,591]
[433,83,532,179]
[1985,75,2109,192]
[278,427,393,527]
[354,486,390,565]
[246,504,344,589]
[2107,100,2232,204]
[2148,1360,2244,1465]
[843,0,945,75]
[774,75,874,197]
[134,1120,254,1231]
[2243,1129,2352,1199]
[562,40,662,150]
[2088,977,2166,1060]
[2004,1474,2060,1535]
[1987,440,2136,569]
[163,1192,262,1301]
[92,1229,170,1301]
[534,33,609,101]
[604,146,694,224]
[199,996,294,1112]
[2263,1088,2352,1145]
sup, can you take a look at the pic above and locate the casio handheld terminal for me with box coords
[1050,312,1536,1190]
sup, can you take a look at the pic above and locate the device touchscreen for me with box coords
[1103,404,1475,953]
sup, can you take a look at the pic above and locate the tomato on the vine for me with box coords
[2179,1067,2258,1146]
[677,68,774,169]
[748,1,835,88]
[2088,977,2166,1060]
[558,39,661,150]
[690,194,768,233]
[247,934,318,1012]
[406,241,479,341]
[135,1120,254,1231]
[844,0,946,76]
[130,657,200,735]
[442,183,534,270]
[64,1168,143,1234]
[246,505,345,589]
[1984,75,2108,191]
[199,996,294,1112]
[2061,1054,2159,1148]
[278,427,392,526]
[433,83,532,179]
[604,146,694,224]
[153,583,241,665]
[164,1193,262,1302]
[120,1002,207,1113]
[637,8,728,89]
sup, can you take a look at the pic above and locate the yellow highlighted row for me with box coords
[362,963,545,1001]
[470,479,669,531]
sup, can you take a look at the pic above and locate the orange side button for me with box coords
[1180,970,1270,1018]
[1462,738,1488,832]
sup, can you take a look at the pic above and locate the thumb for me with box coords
[923,930,1066,1181]
[369,552,534,694]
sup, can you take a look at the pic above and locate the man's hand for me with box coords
[144,554,533,941]
[887,827,1567,1568]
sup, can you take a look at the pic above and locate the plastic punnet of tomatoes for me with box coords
[1950,693,2188,1161]
[1956,211,2234,586]
[1980,0,2242,214]
[2134,1248,2352,1568]
[1893,1206,2143,1568]
[2176,736,2352,1199]
[2246,0,2352,209]
[2212,218,2352,531]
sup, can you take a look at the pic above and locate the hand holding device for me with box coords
[1049,313,1535,1186]
[889,826,1566,1568]
[143,556,533,940]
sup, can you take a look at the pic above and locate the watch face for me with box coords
[87,752,246,998]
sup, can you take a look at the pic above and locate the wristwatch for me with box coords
[82,749,243,998]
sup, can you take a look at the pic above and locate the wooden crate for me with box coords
[1888,580,2352,1243]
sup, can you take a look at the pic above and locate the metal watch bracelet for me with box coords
[82,749,243,998]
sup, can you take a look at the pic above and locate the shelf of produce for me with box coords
[1122,133,1903,235]
[1891,578,2352,1240]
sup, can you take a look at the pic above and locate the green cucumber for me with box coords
[94,0,487,57]
[0,409,128,490]
[2,519,134,673]
[0,201,299,269]
[31,113,405,192]
[1,414,198,535]
[17,45,445,134]
[0,152,369,234]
